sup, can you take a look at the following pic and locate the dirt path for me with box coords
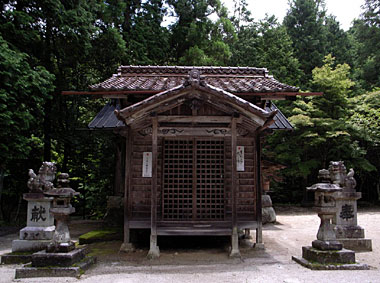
[1,208,379,283]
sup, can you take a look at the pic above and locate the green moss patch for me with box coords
[79,229,121,244]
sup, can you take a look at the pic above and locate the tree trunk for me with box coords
[377,176,380,202]
[14,195,23,224]
[0,165,5,220]
[43,100,52,161]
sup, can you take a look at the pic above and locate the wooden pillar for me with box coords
[230,117,240,257]
[114,138,123,196]
[120,127,134,252]
[255,133,264,248]
[148,116,160,258]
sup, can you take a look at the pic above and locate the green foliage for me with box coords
[0,34,55,221]
[348,90,380,199]
[168,0,235,65]
[230,16,302,85]
[0,34,55,163]
[1,0,380,216]
[266,56,372,202]
[349,1,380,90]
[350,90,380,146]
[324,16,353,66]
[283,0,327,87]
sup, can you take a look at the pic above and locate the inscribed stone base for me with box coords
[15,256,96,279]
[11,240,52,253]
[19,226,55,241]
[24,197,54,228]
[338,238,372,252]
[292,256,369,270]
[302,246,355,265]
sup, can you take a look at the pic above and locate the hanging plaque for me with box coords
[237,146,244,171]
[142,152,152,177]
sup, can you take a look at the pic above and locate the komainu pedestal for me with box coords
[11,194,55,253]
[11,162,57,253]
[330,161,372,251]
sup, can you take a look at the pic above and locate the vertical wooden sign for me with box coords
[237,146,244,171]
[142,152,152,177]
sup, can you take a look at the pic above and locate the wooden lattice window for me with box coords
[163,138,225,220]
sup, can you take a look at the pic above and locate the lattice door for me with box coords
[163,139,225,220]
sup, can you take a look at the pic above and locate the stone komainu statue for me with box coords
[27,162,57,193]
[328,161,356,191]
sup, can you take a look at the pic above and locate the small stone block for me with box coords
[312,240,343,251]
[253,243,265,250]
[1,253,33,264]
[229,249,241,258]
[292,256,369,270]
[120,243,135,252]
[302,246,355,265]
[32,248,86,267]
[60,242,76,252]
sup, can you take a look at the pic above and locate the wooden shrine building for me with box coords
[64,66,321,258]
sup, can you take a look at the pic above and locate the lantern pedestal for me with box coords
[334,191,372,251]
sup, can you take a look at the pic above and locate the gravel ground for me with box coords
[0,207,379,283]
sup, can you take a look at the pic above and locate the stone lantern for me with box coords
[307,170,343,251]
[292,167,368,270]
[45,173,79,253]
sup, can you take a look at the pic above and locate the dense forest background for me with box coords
[0,0,379,223]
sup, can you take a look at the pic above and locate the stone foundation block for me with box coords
[1,253,33,264]
[292,256,369,270]
[339,238,372,252]
[302,246,355,265]
[32,248,86,267]
[12,240,51,253]
[15,256,96,279]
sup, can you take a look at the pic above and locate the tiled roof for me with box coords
[89,66,299,93]
[88,101,292,130]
